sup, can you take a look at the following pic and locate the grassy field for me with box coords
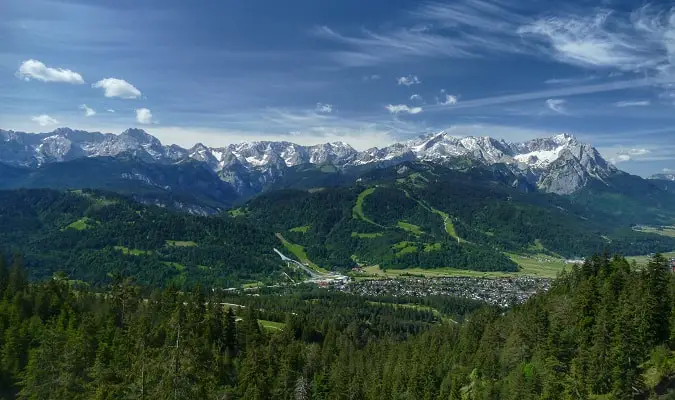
[113,246,152,256]
[242,281,264,289]
[275,233,328,273]
[627,251,675,265]
[352,188,381,226]
[429,207,460,240]
[64,217,96,231]
[351,232,383,238]
[424,242,442,252]
[356,252,570,279]
[290,225,311,233]
[633,226,675,238]
[161,261,185,271]
[259,320,285,331]
[227,207,248,217]
[165,240,198,247]
[397,221,423,235]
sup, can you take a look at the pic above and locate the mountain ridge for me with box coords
[1,127,620,196]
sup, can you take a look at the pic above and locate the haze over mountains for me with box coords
[1,127,624,196]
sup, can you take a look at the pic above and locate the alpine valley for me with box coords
[1,127,675,287]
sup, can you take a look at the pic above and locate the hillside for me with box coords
[236,162,675,272]
[0,189,283,288]
[0,252,672,398]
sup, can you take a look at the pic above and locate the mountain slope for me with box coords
[0,128,621,197]
[0,189,283,287]
[235,162,675,272]
[0,156,238,214]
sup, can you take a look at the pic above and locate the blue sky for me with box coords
[1,0,674,176]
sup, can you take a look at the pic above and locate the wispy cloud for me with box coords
[518,5,675,76]
[545,98,567,114]
[397,75,421,86]
[362,74,381,81]
[136,108,155,124]
[386,104,423,115]
[315,103,333,113]
[31,114,59,126]
[93,78,142,99]
[79,104,96,117]
[16,59,84,84]
[614,100,651,107]
[314,0,525,66]
[107,109,116,113]
[663,168,674,173]
[425,77,671,111]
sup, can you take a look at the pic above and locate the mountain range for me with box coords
[2,128,619,196]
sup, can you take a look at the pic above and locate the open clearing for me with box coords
[259,320,285,331]
[355,252,570,279]
[275,233,328,273]
[113,246,152,256]
[166,240,198,247]
[352,188,381,226]
[627,251,675,265]
[397,221,423,235]
[633,225,675,238]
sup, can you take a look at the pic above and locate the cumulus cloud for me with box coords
[609,148,651,163]
[410,94,424,103]
[16,59,85,84]
[79,104,96,117]
[439,94,459,106]
[545,98,567,114]
[614,100,651,107]
[136,108,155,124]
[397,75,421,86]
[386,104,423,115]
[31,114,59,126]
[93,78,141,99]
[315,103,333,113]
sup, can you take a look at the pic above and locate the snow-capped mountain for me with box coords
[0,128,618,195]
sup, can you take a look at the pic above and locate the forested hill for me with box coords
[235,162,675,271]
[0,189,284,288]
[0,253,673,398]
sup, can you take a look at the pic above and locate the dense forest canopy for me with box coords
[0,253,673,399]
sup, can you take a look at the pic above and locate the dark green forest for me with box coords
[0,189,283,288]
[0,253,673,399]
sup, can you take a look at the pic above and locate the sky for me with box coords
[1,0,674,177]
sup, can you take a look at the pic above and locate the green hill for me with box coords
[0,189,282,288]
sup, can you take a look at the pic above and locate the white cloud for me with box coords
[79,104,96,117]
[410,94,424,102]
[107,109,116,113]
[93,78,142,99]
[663,168,673,172]
[397,75,421,86]
[31,114,59,126]
[315,103,333,113]
[314,0,526,66]
[545,99,567,114]
[614,100,651,107]
[16,59,84,84]
[518,5,675,77]
[386,104,423,115]
[136,108,155,124]
[608,147,651,163]
[362,74,381,81]
[424,77,668,112]
[439,94,459,106]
